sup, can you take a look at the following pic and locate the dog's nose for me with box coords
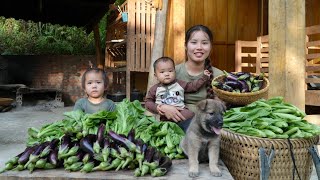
[218,121,223,127]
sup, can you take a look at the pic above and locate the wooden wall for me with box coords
[165,0,260,72]
[306,0,320,27]
[164,0,320,72]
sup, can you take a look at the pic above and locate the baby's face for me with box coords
[84,71,105,99]
[154,61,176,84]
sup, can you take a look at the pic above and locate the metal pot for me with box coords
[107,91,126,102]
[130,89,143,101]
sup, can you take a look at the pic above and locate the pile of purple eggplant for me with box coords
[0,124,172,177]
[212,71,265,93]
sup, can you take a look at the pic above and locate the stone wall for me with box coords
[3,55,95,105]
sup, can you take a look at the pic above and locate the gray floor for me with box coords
[0,106,318,179]
[0,106,234,179]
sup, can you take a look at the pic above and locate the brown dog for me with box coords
[180,99,226,177]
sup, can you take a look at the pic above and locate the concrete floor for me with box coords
[0,106,318,179]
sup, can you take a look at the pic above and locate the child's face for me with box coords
[154,61,176,84]
[84,71,106,99]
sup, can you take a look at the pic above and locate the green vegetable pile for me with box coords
[223,96,320,138]
[1,99,186,176]
[27,99,185,159]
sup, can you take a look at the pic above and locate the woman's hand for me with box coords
[204,69,212,77]
[158,104,186,122]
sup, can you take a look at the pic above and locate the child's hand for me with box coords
[204,70,211,77]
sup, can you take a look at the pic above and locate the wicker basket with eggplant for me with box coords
[211,71,269,105]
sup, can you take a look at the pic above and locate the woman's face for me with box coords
[186,30,212,63]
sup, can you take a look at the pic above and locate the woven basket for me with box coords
[220,129,318,180]
[212,75,269,105]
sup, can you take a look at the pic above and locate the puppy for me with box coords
[180,99,226,177]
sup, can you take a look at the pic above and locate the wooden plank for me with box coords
[150,2,156,70]
[172,0,185,63]
[306,24,320,35]
[135,0,141,72]
[235,41,242,72]
[140,0,146,71]
[260,58,269,63]
[306,90,320,106]
[306,53,320,60]
[269,0,306,110]
[241,63,256,67]
[306,78,320,84]
[145,1,151,72]
[306,40,320,47]
[126,0,135,99]
[306,66,320,72]
[240,53,257,57]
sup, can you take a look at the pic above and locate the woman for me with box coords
[157,25,223,130]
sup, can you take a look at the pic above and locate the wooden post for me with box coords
[268,0,306,110]
[165,0,185,64]
[146,0,169,90]
[93,24,104,69]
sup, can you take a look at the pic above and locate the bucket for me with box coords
[121,12,128,22]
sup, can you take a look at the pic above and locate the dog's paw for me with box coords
[210,170,222,177]
[189,171,199,177]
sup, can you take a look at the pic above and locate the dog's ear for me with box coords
[197,99,208,111]
[214,96,226,112]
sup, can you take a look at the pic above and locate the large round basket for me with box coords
[220,129,318,180]
[212,75,269,105]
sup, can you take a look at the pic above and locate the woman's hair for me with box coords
[153,56,175,72]
[81,67,109,89]
[185,25,215,99]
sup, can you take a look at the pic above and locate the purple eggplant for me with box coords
[223,70,238,81]
[49,139,59,150]
[127,128,135,143]
[222,84,233,92]
[48,149,59,166]
[33,142,49,156]
[18,146,36,165]
[24,142,50,167]
[159,155,172,170]
[225,81,242,90]
[108,130,140,153]
[239,80,249,92]
[58,134,72,157]
[97,123,106,146]
[145,147,156,163]
[101,138,111,162]
[80,134,96,155]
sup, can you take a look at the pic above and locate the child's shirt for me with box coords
[145,75,209,114]
[73,98,116,114]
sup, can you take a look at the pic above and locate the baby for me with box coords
[145,57,211,121]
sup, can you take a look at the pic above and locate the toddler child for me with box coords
[74,67,116,114]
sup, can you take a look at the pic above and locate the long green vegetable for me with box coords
[223,96,320,138]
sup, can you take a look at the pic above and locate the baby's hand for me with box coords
[204,70,211,77]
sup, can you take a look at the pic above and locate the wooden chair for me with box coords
[256,35,269,76]
[305,25,320,106]
[234,40,258,73]
[234,25,320,106]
